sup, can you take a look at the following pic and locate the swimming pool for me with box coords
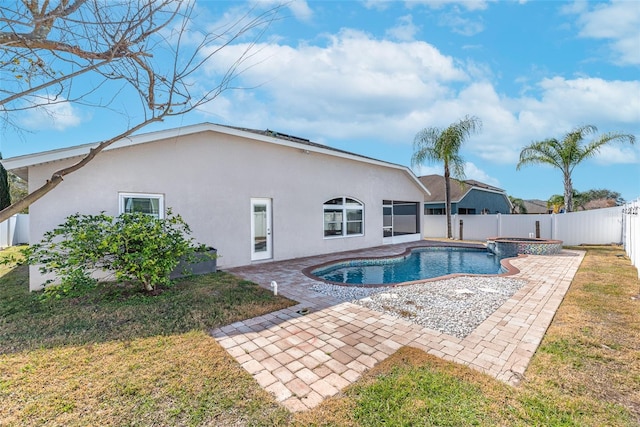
[311,247,508,286]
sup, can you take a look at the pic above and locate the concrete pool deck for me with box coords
[210,241,585,412]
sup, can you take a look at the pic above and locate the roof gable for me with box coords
[418,174,468,203]
[418,174,507,203]
[2,122,430,196]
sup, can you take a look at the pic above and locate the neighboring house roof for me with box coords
[521,198,617,214]
[523,199,551,214]
[581,198,619,210]
[2,122,430,196]
[417,174,508,203]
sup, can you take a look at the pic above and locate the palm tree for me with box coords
[517,125,635,212]
[547,194,567,213]
[412,115,482,238]
[508,196,528,214]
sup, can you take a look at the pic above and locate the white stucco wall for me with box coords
[27,129,425,290]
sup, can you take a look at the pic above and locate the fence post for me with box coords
[452,213,458,239]
[535,221,540,238]
[459,219,464,241]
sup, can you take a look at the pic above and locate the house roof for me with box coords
[418,174,508,203]
[2,122,430,196]
[522,199,551,214]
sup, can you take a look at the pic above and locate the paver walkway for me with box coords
[210,241,584,412]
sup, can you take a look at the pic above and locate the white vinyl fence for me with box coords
[623,198,640,279]
[424,203,639,278]
[0,214,29,248]
[424,206,625,245]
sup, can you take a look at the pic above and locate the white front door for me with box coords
[251,198,272,261]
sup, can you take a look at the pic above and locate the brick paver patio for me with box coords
[210,241,584,412]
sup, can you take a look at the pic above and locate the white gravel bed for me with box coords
[310,276,527,339]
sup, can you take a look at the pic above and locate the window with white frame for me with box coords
[119,193,164,219]
[324,197,364,238]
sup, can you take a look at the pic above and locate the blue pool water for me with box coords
[313,247,505,285]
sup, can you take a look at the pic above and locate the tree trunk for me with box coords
[564,173,573,213]
[444,164,452,239]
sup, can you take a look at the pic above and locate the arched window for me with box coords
[323,197,364,238]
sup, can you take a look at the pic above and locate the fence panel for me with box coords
[623,199,640,278]
[455,215,498,241]
[0,214,29,248]
[554,206,623,246]
[423,215,448,239]
[424,207,624,246]
[498,214,553,239]
[13,214,29,245]
[0,215,13,248]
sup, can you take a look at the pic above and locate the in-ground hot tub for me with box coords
[486,237,563,258]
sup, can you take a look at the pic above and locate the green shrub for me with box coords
[26,209,200,293]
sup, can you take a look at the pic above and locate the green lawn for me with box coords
[1,245,638,426]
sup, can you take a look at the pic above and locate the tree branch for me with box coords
[0,114,164,222]
[0,0,284,223]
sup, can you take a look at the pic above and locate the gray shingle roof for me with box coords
[418,174,507,203]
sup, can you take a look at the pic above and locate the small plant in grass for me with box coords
[26,209,201,293]
[39,268,98,301]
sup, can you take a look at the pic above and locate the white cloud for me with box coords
[199,29,468,134]
[412,164,441,177]
[18,97,83,131]
[570,0,640,65]
[386,15,420,41]
[438,12,485,36]
[365,0,490,37]
[283,0,313,21]
[188,1,296,48]
[594,145,638,164]
[412,162,500,187]
[408,0,492,12]
[463,162,501,187]
[362,0,395,11]
[519,77,640,131]
[196,28,638,170]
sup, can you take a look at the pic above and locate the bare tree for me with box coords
[0,0,282,222]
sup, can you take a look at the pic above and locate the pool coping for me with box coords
[301,241,523,288]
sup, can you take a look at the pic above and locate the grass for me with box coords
[0,247,295,426]
[0,248,293,354]
[294,245,639,427]
[1,245,639,426]
[525,245,640,421]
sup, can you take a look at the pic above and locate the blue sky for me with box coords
[3,0,639,202]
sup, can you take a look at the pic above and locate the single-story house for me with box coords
[419,174,511,215]
[3,123,430,290]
